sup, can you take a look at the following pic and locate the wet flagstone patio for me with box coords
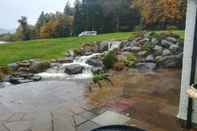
[0,69,189,131]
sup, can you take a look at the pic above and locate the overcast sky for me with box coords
[0,0,75,29]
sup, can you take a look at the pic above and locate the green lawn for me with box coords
[0,31,184,65]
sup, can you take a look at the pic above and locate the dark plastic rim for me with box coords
[91,125,146,131]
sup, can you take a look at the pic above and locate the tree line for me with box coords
[1,0,186,41]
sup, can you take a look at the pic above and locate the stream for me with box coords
[37,41,121,80]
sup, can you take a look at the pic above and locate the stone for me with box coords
[65,50,75,57]
[86,58,104,68]
[64,64,84,75]
[161,39,174,48]
[52,112,75,131]
[31,75,42,81]
[145,55,154,62]
[138,51,147,57]
[8,76,33,85]
[96,41,109,52]
[122,47,133,52]
[135,62,156,71]
[162,49,171,56]
[5,121,31,131]
[166,37,177,43]
[56,57,73,63]
[29,61,50,73]
[31,112,52,131]
[130,46,141,52]
[169,44,179,53]
[8,63,18,71]
[158,53,183,68]
[92,111,130,126]
[151,38,159,45]
[154,45,163,55]
[77,121,100,131]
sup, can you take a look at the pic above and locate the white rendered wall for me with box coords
[177,0,197,123]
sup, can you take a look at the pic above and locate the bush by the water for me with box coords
[103,50,117,69]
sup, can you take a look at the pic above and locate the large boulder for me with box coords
[166,37,177,43]
[8,63,18,71]
[154,45,163,55]
[135,62,157,71]
[145,55,155,62]
[29,61,50,73]
[64,64,84,75]
[161,39,174,48]
[86,58,104,68]
[96,41,109,52]
[158,53,183,68]
[162,49,171,56]
[169,44,179,53]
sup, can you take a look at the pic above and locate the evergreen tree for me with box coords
[73,0,84,35]
[64,1,73,16]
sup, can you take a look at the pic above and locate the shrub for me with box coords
[103,50,117,69]
[93,73,106,82]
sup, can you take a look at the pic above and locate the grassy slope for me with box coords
[0,31,184,65]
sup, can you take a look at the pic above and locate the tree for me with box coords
[73,0,84,35]
[64,1,74,16]
[134,0,186,29]
[17,16,31,40]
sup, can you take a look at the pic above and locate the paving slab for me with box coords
[52,112,75,131]
[5,121,31,131]
[78,111,96,120]
[31,112,52,131]
[0,124,9,131]
[77,121,100,131]
[7,112,25,122]
[92,111,130,126]
[74,115,88,126]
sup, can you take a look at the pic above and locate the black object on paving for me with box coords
[91,125,146,131]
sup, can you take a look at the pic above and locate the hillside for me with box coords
[0,31,184,65]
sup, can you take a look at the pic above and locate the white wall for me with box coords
[177,0,197,123]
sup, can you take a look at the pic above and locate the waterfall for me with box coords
[37,41,121,80]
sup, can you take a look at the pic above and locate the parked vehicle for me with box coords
[78,31,97,37]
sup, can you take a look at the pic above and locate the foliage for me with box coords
[103,50,117,69]
[133,0,186,29]
[124,52,137,67]
[143,42,155,52]
[17,16,33,40]
[93,73,106,82]
[127,52,137,62]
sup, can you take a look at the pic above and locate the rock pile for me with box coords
[6,60,50,84]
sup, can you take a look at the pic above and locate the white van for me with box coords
[78,31,97,37]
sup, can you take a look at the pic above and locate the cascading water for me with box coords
[37,41,121,80]
[37,53,101,80]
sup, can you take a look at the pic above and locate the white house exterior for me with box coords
[177,0,197,128]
